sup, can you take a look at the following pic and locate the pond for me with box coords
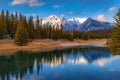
[0,47,120,80]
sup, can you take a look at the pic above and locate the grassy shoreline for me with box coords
[0,39,107,55]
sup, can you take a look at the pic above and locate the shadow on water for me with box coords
[0,47,118,80]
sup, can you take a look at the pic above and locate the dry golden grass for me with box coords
[0,39,107,55]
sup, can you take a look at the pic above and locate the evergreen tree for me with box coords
[65,32,73,41]
[23,16,28,29]
[110,9,120,48]
[48,26,53,39]
[10,14,15,35]
[0,10,7,39]
[44,26,49,39]
[6,10,11,34]
[35,16,41,39]
[11,12,18,37]
[14,21,29,46]
[28,16,35,39]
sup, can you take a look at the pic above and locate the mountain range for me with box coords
[40,15,113,32]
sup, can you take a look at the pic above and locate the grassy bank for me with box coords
[0,39,107,55]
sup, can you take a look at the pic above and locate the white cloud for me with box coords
[52,5,61,9]
[11,0,26,5]
[96,14,106,22]
[108,7,116,12]
[10,0,45,7]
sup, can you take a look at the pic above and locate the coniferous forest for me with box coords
[0,10,113,45]
[109,9,120,48]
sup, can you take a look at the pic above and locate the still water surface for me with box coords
[0,47,120,80]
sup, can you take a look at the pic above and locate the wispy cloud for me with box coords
[108,7,116,12]
[96,14,106,22]
[52,5,61,9]
[10,0,45,7]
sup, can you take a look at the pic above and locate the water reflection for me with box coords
[0,47,120,80]
[110,48,120,55]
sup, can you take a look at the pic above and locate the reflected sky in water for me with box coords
[0,47,120,80]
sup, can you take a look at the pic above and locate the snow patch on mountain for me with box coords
[40,15,113,31]
[42,15,62,29]
[67,17,88,24]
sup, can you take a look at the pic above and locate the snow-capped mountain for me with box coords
[80,18,113,31]
[41,15,113,31]
[41,15,62,29]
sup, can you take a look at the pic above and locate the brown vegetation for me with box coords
[0,39,107,55]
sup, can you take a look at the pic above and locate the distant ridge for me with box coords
[40,15,113,32]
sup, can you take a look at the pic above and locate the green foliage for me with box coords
[6,10,11,34]
[0,10,7,39]
[28,16,35,39]
[35,16,41,39]
[14,22,29,46]
[110,48,120,55]
[64,32,74,41]
[10,13,18,37]
[110,9,120,48]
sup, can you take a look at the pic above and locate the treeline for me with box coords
[0,10,72,40]
[109,9,120,48]
[0,10,112,41]
[73,29,112,40]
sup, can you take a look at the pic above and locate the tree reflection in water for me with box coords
[0,47,112,80]
[109,47,120,55]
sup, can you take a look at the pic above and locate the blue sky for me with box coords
[0,0,120,22]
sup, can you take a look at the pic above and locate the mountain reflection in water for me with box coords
[0,47,120,80]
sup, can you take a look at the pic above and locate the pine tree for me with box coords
[23,16,28,29]
[14,21,29,46]
[0,10,7,39]
[110,9,120,48]
[35,16,41,39]
[41,25,48,39]
[10,14,15,35]
[65,32,73,41]
[28,16,35,39]
[48,26,52,39]
[6,10,11,34]
[11,12,18,37]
